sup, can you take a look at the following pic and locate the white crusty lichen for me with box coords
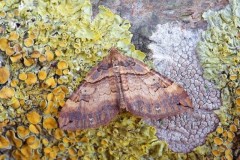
[147,23,221,153]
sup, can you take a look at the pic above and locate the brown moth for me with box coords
[59,48,193,130]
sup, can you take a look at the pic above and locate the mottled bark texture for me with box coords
[91,0,228,52]
[147,23,220,153]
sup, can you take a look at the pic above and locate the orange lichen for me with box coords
[10,79,19,87]
[23,58,34,67]
[0,135,10,149]
[229,124,237,132]
[26,136,40,149]
[18,73,27,81]
[68,147,77,156]
[38,70,47,81]
[0,87,14,99]
[225,149,233,160]
[13,44,22,53]
[29,124,40,134]
[63,69,69,75]
[0,38,8,51]
[55,49,62,56]
[78,149,84,157]
[44,101,56,114]
[26,111,41,124]
[212,150,221,156]
[0,66,10,84]
[6,130,22,148]
[229,75,237,81]
[10,53,22,63]
[54,128,64,140]
[17,126,30,139]
[236,87,240,96]
[46,50,54,62]
[227,131,234,139]
[45,77,56,88]
[24,38,34,47]
[234,118,239,126]
[8,31,19,41]
[20,145,32,158]
[43,117,57,130]
[56,69,62,76]
[57,61,68,70]
[10,97,20,109]
[42,138,49,146]
[214,137,223,145]
[31,50,40,58]
[39,55,46,62]
[25,73,37,85]
[236,97,240,106]
[216,126,223,134]
[5,47,14,56]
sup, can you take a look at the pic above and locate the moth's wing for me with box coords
[120,57,193,119]
[59,77,119,130]
[59,54,120,130]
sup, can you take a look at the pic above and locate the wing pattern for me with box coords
[59,48,193,130]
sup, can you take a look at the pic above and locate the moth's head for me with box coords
[109,47,119,55]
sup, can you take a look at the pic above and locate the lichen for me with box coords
[197,0,240,159]
[0,0,168,159]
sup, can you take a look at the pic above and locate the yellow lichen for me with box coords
[8,31,19,41]
[26,136,40,149]
[38,70,47,80]
[17,126,30,139]
[20,145,32,158]
[25,73,37,85]
[0,66,10,84]
[43,117,57,130]
[10,53,22,63]
[24,38,34,47]
[0,135,10,149]
[229,124,237,132]
[227,131,234,139]
[10,97,20,109]
[26,111,41,124]
[55,49,62,56]
[216,126,223,134]
[5,46,14,56]
[29,124,40,134]
[39,55,46,62]
[0,38,8,51]
[10,79,19,87]
[42,138,49,147]
[6,130,22,148]
[236,87,240,96]
[54,128,64,140]
[45,77,56,88]
[57,61,68,70]
[46,50,54,62]
[18,72,27,81]
[236,97,240,106]
[55,69,62,76]
[31,50,41,58]
[234,118,239,126]
[23,58,34,67]
[0,87,14,99]
[212,150,221,156]
[229,74,237,81]
[214,137,223,145]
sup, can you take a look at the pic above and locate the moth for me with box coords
[59,48,193,130]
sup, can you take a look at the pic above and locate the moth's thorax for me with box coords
[112,59,120,73]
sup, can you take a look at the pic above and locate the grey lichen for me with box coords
[147,23,221,153]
